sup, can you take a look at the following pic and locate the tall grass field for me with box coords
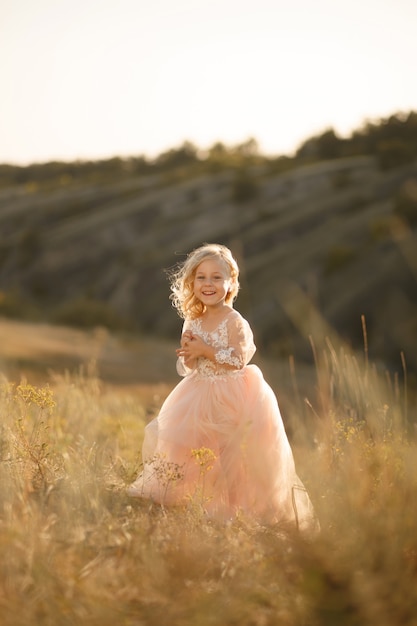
[0,337,416,626]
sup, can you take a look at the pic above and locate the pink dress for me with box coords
[127,310,317,531]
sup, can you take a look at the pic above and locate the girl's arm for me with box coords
[176,323,197,376]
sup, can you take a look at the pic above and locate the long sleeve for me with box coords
[176,320,195,377]
[214,313,256,370]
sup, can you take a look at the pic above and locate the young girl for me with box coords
[127,243,317,531]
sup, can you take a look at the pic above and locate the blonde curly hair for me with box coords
[169,243,240,319]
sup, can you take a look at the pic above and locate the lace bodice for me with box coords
[176,311,256,379]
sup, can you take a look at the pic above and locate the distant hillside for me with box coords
[1,118,417,375]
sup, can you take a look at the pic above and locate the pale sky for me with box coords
[1,0,416,164]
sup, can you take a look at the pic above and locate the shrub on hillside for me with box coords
[323,245,356,275]
[376,139,415,170]
[231,168,259,203]
[296,128,345,160]
[153,141,199,171]
[394,179,417,227]
[0,290,39,320]
[368,217,395,242]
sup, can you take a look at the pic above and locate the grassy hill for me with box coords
[0,315,415,626]
[0,149,416,375]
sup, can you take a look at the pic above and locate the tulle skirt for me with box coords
[127,365,317,531]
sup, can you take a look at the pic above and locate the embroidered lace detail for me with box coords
[189,317,243,379]
[215,347,242,368]
[193,368,244,381]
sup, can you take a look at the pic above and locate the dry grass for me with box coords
[0,336,416,626]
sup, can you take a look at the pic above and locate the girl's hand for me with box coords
[176,330,194,356]
[176,331,194,364]
[181,330,194,347]
[176,334,212,361]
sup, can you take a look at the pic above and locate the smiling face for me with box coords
[193,258,232,311]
